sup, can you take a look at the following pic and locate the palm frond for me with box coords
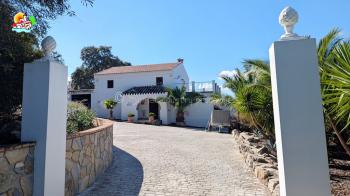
[318,28,342,67]
[321,41,350,131]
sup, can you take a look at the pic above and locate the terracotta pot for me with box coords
[128,117,134,123]
[149,116,155,123]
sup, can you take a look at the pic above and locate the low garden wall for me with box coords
[65,118,114,196]
[232,130,280,196]
[0,143,35,195]
[0,119,113,196]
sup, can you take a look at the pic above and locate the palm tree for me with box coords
[157,85,204,125]
[103,99,117,119]
[319,29,350,157]
[212,28,350,157]
[211,60,274,141]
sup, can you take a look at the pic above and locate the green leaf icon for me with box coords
[29,16,36,25]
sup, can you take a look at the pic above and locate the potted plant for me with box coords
[127,113,135,123]
[148,112,156,123]
[103,99,117,119]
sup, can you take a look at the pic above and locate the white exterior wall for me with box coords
[159,102,169,124]
[167,105,177,124]
[184,98,214,127]
[92,63,189,118]
[121,93,168,124]
[171,63,190,90]
[91,62,215,127]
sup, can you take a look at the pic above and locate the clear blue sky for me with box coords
[48,0,350,92]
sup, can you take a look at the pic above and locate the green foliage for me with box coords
[318,29,350,156]
[70,67,90,89]
[104,99,117,119]
[128,113,135,117]
[6,0,94,37]
[52,51,65,64]
[212,28,350,156]
[0,0,93,134]
[148,112,156,117]
[157,85,204,122]
[71,46,131,89]
[67,102,95,134]
[210,93,235,108]
[0,4,42,118]
[104,99,117,110]
[322,43,350,128]
[211,60,274,140]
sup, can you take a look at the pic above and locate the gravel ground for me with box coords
[80,122,269,196]
[330,158,350,196]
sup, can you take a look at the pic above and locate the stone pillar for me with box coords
[21,36,67,196]
[191,81,195,92]
[270,39,330,195]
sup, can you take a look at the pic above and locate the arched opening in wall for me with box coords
[136,98,160,120]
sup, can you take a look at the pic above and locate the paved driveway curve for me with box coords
[80,122,269,196]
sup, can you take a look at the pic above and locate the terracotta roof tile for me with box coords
[95,62,180,75]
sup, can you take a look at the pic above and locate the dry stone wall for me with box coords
[65,120,113,196]
[0,143,34,196]
[232,130,280,196]
[0,119,113,196]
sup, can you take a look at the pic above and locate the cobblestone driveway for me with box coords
[80,122,269,196]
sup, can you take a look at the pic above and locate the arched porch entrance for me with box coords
[136,98,160,120]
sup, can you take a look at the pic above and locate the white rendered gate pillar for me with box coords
[21,36,67,196]
[269,7,330,196]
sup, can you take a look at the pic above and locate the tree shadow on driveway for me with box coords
[79,146,144,196]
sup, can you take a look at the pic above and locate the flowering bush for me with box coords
[67,102,95,134]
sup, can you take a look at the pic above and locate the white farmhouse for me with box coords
[91,59,220,127]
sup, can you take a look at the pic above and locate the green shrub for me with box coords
[103,98,117,119]
[148,112,156,117]
[128,113,135,117]
[67,102,95,134]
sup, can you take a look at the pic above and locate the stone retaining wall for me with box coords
[0,143,35,196]
[0,119,113,196]
[65,119,114,196]
[232,130,280,196]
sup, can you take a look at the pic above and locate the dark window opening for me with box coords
[107,80,114,88]
[149,101,159,119]
[156,77,163,86]
[71,94,91,108]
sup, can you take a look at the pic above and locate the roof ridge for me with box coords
[95,61,182,75]
[128,62,179,67]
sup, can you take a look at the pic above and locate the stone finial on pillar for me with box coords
[41,36,56,60]
[278,6,303,41]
